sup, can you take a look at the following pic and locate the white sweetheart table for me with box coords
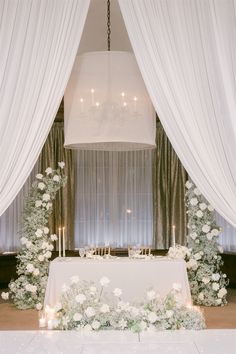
[44,257,191,307]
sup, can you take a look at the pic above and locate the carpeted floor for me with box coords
[0,289,236,331]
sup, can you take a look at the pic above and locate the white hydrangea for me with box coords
[208,205,214,211]
[44,251,52,259]
[43,227,49,234]
[190,232,197,240]
[100,304,110,313]
[194,253,202,261]
[185,181,193,189]
[35,229,43,238]
[218,288,227,298]
[85,307,96,318]
[38,182,46,190]
[73,313,82,322]
[199,203,207,210]
[186,258,198,270]
[53,175,60,182]
[202,277,210,284]
[35,200,42,207]
[38,255,44,262]
[42,193,50,202]
[202,225,211,233]
[75,293,86,304]
[212,283,220,291]
[211,229,220,236]
[194,188,201,196]
[36,173,43,179]
[113,288,122,297]
[211,273,220,281]
[196,210,203,218]
[26,264,34,273]
[50,234,58,241]
[1,292,9,300]
[20,237,28,245]
[206,233,213,240]
[33,269,40,276]
[148,312,158,323]
[190,198,198,206]
[100,276,110,287]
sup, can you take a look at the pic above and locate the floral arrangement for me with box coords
[54,276,205,332]
[1,162,67,309]
[168,245,191,260]
[185,181,228,306]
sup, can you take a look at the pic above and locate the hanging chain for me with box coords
[107,0,111,51]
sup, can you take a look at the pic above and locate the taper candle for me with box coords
[62,226,66,257]
[58,227,61,257]
[172,225,176,248]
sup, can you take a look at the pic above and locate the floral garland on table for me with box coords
[1,162,67,309]
[52,276,205,332]
[169,181,228,307]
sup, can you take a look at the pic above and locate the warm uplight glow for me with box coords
[126,208,132,214]
[80,98,84,103]
[95,102,100,107]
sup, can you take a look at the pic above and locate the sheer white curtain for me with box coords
[119,0,236,227]
[0,0,90,216]
[0,164,38,253]
[217,213,236,253]
[74,150,153,248]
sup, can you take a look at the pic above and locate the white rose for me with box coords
[216,298,222,305]
[211,229,220,236]
[26,264,34,273]
[185,181,193,189]
[50,234,58,241]
[44,251,52,259]
[48,244,54,251]
[196,210,203,218]
[33,269,40,276]
[26,241,32,249]
[85,307,96,318]
[199,203,207,210]
[100,276,110,287]
[198,293,204,300]
[118,319,127,329]
[76,293,86,304]
[42,193,50,202]
[20,237,28,245]
[186,259,198,270]
[38,182,46,190]
[208,205,214,211]
[91,320,101,330]
[146,290,156,300]
[45,167,53,175]
[194,253,202,260]
[100,304,110,313]
[212,282,220,291]
[148,312,157,323]
[166,310,174,318]
[172,283,182,292]
[73,313,82,322]
[36,173,43,179]
[43,227,49,234]
[206,233,213,240]
[36,303,42,310]
[113,288,122,297]
[70,275,80,284]
[202,277,210,284]
[35,200,42,207]
[218,288,227,298]
[190,232,197,240]
[190,198,198,206]
[58,161,65,169]
[1,292,9,300]
[35,229,43,238]
[53,175,60,182]
[38,255,44,262]
[211,273,220,281]
[194,188,201,196]
[202,225,210,233]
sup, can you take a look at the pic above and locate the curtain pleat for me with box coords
[38,122,75,250]
[153,120,187,249]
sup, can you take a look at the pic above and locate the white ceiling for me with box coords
[78,0,132,54]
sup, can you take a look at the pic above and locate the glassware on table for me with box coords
[79,248,85,258]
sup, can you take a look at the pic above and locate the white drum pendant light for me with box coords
[64,2,156,151]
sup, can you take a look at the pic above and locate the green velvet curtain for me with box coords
[38,121,75,250]
[153,119,187,249]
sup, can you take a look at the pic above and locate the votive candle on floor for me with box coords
[62,226,66,257]
[58,227,61,257]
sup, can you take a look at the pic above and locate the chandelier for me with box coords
[64,0,156,151]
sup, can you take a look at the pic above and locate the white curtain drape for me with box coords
[217,213,236,253]
[0,0,90,216]
[74,150,153,248]
[0,163,38,253]
[119,0,236,227]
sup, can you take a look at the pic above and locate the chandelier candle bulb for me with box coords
[58,228,61,257]
[134,97,137,112]
[62,226,66,257]
[172,225,176,248]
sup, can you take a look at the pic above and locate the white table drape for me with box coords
[44,257,191,307]
[119,0,236,227]
[0,0,90,216]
